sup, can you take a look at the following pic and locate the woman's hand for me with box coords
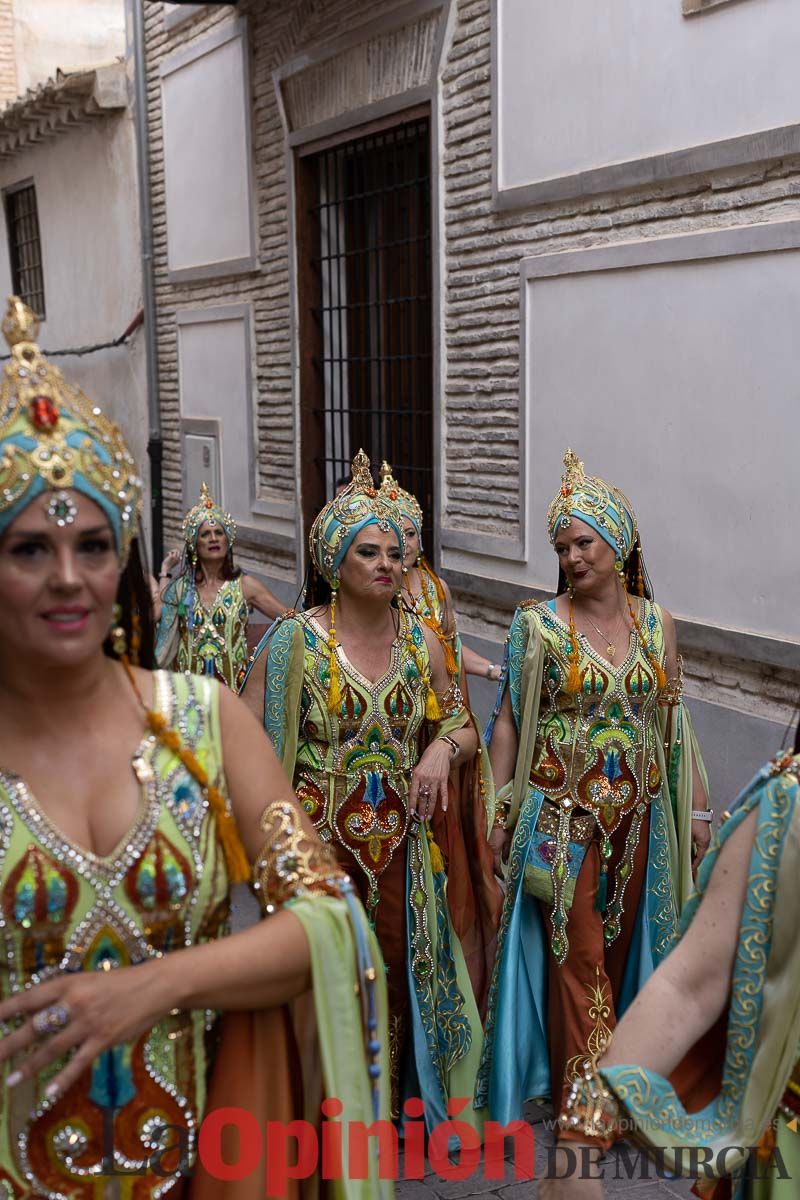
[160,548,181,577]
[691,817,712,874]
[0,959,175,1100]
[409,739,453,820]
[489,825,512,875]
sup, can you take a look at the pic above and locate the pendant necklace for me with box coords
[573,601,626,661]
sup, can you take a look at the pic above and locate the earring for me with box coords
[130,612,142,667]
[110,603,127,658]
[326,581,342,713]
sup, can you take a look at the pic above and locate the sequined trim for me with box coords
[407,829,471,1102]
[252,800,347,914]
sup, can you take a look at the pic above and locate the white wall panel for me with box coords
[497,0,800,199]
[177,307,253,525]
[161,21,255,279]
[521,227,799,642]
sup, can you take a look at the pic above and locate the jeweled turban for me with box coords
[546,448,637,564]
[0,296,142,557]
[309,449,405,585]
[379,461,424,551]
[182,482,236,555]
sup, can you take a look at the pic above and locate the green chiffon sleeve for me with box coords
[656,699,710,909]
[504,607,546,829]
[290,895,392,1200]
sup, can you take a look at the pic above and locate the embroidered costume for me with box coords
[243,451,492,1131]
[156,486,250,689]
[561,750,800,1200]
[0,300,389,1199]
[378,463,502,1015]
[477,450,706,1125]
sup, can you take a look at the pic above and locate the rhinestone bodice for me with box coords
[0,672,229,1196]
[526,600,667,835]
[177,575,249,690]
[290,612,431,909]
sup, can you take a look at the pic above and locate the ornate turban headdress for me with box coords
[546,448,637,566]
[378,461,458,678]
[308,450,440,718]
[379,461,424,552]
[0,297,142,558]
[309,449,405,586]
[182,482,236,559]
[547,448,664,693]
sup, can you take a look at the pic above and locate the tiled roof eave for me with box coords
[0,62,127,160]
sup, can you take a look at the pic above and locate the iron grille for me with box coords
[303,117,434,555]
[5,183,45,318]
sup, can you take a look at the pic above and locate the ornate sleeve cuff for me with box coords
[252,800,349,915]
[658,653,684,708]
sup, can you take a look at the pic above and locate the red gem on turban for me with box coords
[30,395,59,430]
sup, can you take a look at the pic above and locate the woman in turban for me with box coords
[476,449,710,1141]
[0,298,388,1198]
[155,483,283,690]
[242,450,488,1131]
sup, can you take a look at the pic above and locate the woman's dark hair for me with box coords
[104,534,156,669]
[303,563,331,609]
[555,535,653,601]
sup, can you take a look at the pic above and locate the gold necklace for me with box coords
[573,600,626,661]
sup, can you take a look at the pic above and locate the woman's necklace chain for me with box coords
[573,599,626,660]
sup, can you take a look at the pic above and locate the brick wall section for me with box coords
[0,0,18,107]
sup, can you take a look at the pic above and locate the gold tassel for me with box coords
[566,598,583,695]
[327,589,342,713]
[425,685,441,722]
[440,633,459,678]
[206,784,251,883]
[122,659,251,884]
[422,614,459,677]
[426,828,445,875]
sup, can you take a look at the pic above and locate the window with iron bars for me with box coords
[5,182,45,318]
[296,113,434,557]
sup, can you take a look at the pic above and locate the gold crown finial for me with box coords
[351,448,374,492]
[379,460,393,481]
[561,448,585,496]
[2,296,39,349]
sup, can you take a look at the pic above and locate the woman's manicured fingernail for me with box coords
[6,1070,21,1087]
[44,1081,59,1098]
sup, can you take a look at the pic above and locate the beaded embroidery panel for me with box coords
[290,612,430,911]
[0,672,230,1197]
[177,576,249,690]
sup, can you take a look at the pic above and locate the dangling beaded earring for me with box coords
[110,603,127,657]
[635,547,645,598]
[130,611,142,668]
[326,581,343,713]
